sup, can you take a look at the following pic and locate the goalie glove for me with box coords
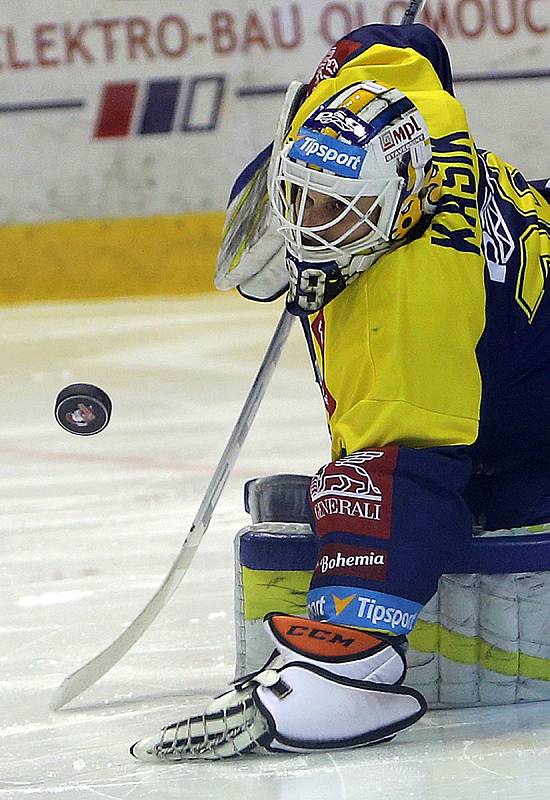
[214,82,306,303]
[130,614,426,762]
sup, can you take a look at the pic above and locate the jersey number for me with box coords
[515,225,550,323]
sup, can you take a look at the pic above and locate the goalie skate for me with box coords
[130,615,426,762]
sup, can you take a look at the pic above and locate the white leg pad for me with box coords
[130,615,426,761]
[256,662,425,753]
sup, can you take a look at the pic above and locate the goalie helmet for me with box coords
[269,81,442,314]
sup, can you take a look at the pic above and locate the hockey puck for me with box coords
[54,384,112,436]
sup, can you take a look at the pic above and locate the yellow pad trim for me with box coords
[241,566,550,681]
[410,620,550,682]
[0,211,224,304]
[242,566,311,620]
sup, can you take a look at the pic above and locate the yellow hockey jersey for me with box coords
[288,25,550,461]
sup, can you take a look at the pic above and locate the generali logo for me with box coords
[310,447,397,538]
[310,450,384,521]
[311,450,383,501]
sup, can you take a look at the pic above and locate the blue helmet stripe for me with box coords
[363,96,415,142]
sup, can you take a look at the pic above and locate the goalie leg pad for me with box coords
[257,661,426,753]
[130,615,426,761]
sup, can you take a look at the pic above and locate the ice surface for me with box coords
[1,293,550,799]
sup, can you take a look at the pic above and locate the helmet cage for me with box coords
[271,148,405,263]
[267,81,436,314]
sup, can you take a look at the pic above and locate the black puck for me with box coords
[54,384,112,436]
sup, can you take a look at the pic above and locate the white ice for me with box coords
[1,292,550,800]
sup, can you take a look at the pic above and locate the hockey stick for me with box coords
[401,0,426,24]
[51,308,294,710]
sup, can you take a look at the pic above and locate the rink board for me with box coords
[0,0,549,302]
[0,211,223,303]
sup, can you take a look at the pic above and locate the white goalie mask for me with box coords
[269,81,441,314]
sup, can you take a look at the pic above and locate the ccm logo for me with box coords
[285,624,355,647]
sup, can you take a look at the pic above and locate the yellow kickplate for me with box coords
[0,211,224,303]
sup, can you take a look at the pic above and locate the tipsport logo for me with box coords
[307,587,421,636]
[354,595,419,633]
[289,127,366,178]
[94,74,225,138]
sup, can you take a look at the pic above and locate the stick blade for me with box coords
[51,564,186,709]
[50,632,134,710]
[50,674,82,711]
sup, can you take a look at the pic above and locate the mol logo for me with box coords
[94,74,225,138]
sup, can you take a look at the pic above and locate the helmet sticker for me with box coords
[363,96,415,139]
[289,128,367,178]
[306,107,373,146]
[308,39,362,93]
[381,114,425,162]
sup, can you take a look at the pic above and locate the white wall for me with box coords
[1,0,548,225]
